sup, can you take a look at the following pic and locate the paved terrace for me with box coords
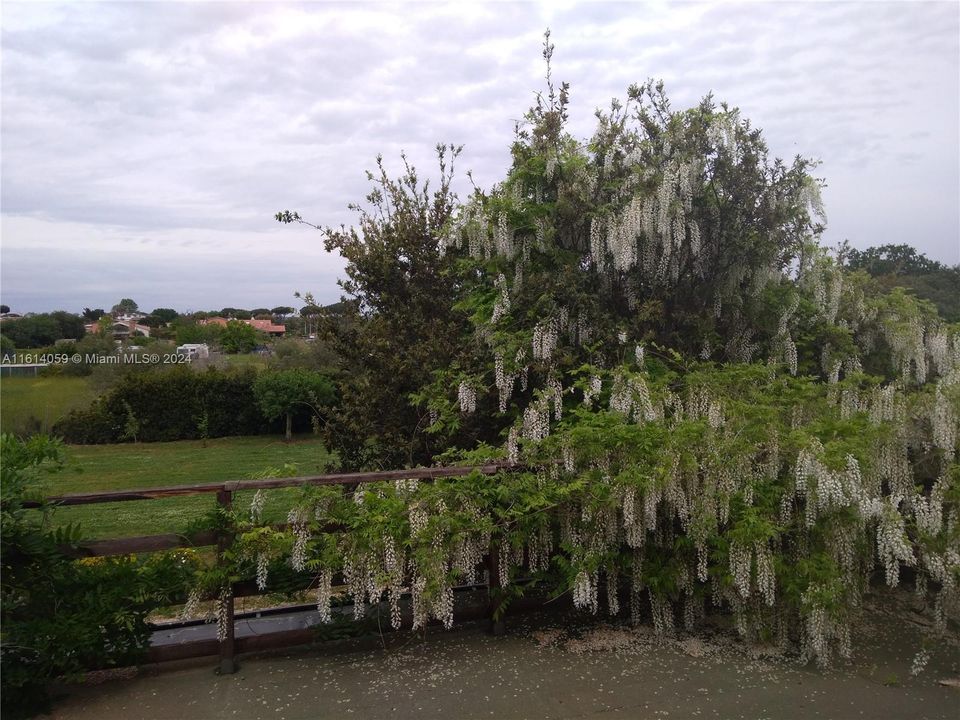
[46,601,958,720]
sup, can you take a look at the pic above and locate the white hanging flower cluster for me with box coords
[216,588,231,642]
[609,371,659,422]
[506,426,519,464]
[342,552,375,620]
[383,535,405,629]
[453,532,486,585]
[532,319,558,361]
[497,542,512,587]
[408,503,429,537]
[801,585,851,668]
[527,524,554,573]
[794,445,871,527]
[441,200,489,259]
[771,296,800,375]
[573,569,599,613]
[315,568,333,623]
[650,592,675,636]
[179,588,202,620]
[288,507,310,572]
[925,329,951,377]
[880,315,927,384]
[868,383,903,423]
[491,273,511,323]
[875,437,913,500]
[912,480,944,537]
[494,212,515,258]
[582,374,602,406]
[394,477,419,496]
[522,396,551,442]
[729,540,752,599]
[590,157,701,285]
[494,352,514,413]
[457,381,477,415]
[930,383,957,457]
[755,541,776,606]
[250,489,266,523]
[684,387,724,429]
[824,272,843,325]
[256,553,269,591]
[876,496,916,587]
[411,574,428,630]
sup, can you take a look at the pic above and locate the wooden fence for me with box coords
[25,463,513,673]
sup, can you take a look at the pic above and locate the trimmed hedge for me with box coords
[53,367,329,443]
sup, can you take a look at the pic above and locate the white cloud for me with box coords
[1,0,957,313]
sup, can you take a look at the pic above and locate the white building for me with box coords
[176,343,210,360]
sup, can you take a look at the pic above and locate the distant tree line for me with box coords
[845,243,960,321]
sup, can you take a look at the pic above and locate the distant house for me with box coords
[199,317,285,337]
[83,317,151,339]
[114,312,145,323]
[112,319,151,338]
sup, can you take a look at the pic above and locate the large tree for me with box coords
[253,369,335,440]
[265,36,958,665]
[277,145,474,469]
[111,298,138,315]
[219,320,260,354]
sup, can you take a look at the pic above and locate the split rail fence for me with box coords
[25,463,517,673]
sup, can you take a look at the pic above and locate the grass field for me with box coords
[37,435,335,539]
[219,353,269,369]
[0,375,97,436]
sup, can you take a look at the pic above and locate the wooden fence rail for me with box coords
[23,463,511,508]
[29,462,516,672]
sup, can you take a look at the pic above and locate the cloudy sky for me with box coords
[2,1,958,314]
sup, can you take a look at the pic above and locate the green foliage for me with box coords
[54,367,273,443]
[847,243,950,276]
[174,319,222,346]
[253,368,336,440]
[219,319,260,354]
[0,434,199,718]
[149,308,179,324]
[0,312,85,348]
[111,298,138,315]
[846,244,960,322]
[263,36,959,666]
[277,145,477,469]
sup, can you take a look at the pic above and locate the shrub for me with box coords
[53,366,335,443]
[0,434,198,718]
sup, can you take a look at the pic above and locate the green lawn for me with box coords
[39,435,334,539]
[0,375,96,436]
[220,353,269,369]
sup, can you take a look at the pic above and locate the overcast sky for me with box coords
[2,1,958,314]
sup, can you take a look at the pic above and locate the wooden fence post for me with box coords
[216,488,237,674]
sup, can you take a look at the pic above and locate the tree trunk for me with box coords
[285,412,292,441]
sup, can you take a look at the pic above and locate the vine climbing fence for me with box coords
[23,463,517,674]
